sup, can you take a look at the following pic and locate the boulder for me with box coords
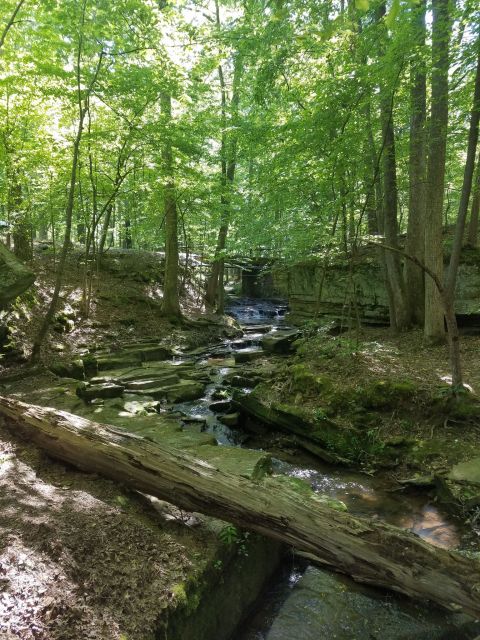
[233,349,264,364]
[266,566,478,640]
[219,412,240,427]
[261,329,301,353]
[447,457,480,485]
[76,382,125,401]
[0,243,35,309]
[209,400,233,413]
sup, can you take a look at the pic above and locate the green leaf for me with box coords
[385,0,400,28]
[355,0,369,10]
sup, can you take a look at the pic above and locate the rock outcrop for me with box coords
[0,242,35,309]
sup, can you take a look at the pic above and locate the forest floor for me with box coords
[0,245,224,375]
[254,323,480,486]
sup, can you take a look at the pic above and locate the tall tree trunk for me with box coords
[205,2,242,313]
[467,154,480,247]
[160,93,181,319]
[377,3,409,331]
[405,0,427,326]
[446,42,480,295]
[380,94,409,330]
[424,0,451,343]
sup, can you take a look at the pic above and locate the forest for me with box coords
[1,0,480,638]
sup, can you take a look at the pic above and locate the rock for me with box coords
[0,243,35,309]
[448,457,480,485]
[261,329,301,354]
[76,382,125,401]
[210,400,232,413]
[233,390,352,464]
[127,380,205,403]
[50,359,85,380]
[233,349,265,364]
[223,372,262,388]
[219,412,240,427]
[95,353,143,371]
[198,445,272,481]
[125,375,180,391]
[266,566,478,640]
[212,388,230,400]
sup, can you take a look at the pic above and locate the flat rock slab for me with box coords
[448,458,480,485]
[261,329,300,354]
[76,382,125,401]
[198,445,272,481]
[234,350,265,364]
[266,567,479,640]
[125,375,180,391]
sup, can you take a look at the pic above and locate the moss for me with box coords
[357,379,416,410]
[290,364,332,395]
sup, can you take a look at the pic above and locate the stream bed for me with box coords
[171,297,480,640]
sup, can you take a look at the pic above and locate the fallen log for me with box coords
[1,395,480,617]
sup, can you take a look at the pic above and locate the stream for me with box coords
[170,297,480,640]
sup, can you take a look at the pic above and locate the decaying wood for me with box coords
[1,395,480,617]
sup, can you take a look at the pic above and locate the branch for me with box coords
[0,0,27,51]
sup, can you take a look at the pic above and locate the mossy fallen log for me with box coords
[0,243,35,309]
[1,395,480,617]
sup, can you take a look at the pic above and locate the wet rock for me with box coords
[233,390,351,464]
[261,329,301,354]
[209,400,232,413]
[76,381,125,401]
[219,412,240,427]
[125,375,180,391]
[233,349,264,364]
[128,379,205,403]
[223,372,262,388]
[266,567,478,640]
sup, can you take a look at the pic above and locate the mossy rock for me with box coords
[357,379,417,410]
[290,364,332,395]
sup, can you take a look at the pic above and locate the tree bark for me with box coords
[424,0,451,343]
[467,154,480,247]
[205,2,242,314]
[160,92,181,319]
[405,0,427,326]
[446,42,480,299]
[1,395,480,617]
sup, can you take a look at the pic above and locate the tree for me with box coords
[424,0,451,343]
[405,0,427,326]
[160,91,181,319]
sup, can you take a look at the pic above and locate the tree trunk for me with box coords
[1,395,480,617]
[380,93,409,330]
[205,5,243,313]
[160,93,181,319]
[424,0,451,343]
[467,154,480,247]
[446,43,480,300]
[405,0,427,326]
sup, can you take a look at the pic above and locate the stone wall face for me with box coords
[267,252,480,326]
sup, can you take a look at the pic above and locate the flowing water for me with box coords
[169,297,480,640]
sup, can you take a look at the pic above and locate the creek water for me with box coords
[170,297,480,640]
